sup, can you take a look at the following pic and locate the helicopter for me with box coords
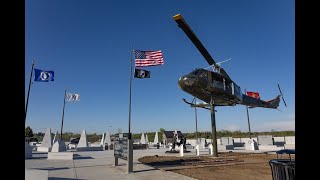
[173,14,286,109]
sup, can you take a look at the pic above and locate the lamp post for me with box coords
[192,97,198,140]
[244,89,252,139]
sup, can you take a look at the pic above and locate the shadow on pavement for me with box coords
[33,167,70,171]
[29,156,47,160]
[49,178,85,180]
[133,168,158,173]
[74,164,110,168]
[73,156,94,160]
[32,152,48,155]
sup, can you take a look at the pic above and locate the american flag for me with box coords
[134,50,164,67]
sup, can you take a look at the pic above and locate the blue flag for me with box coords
[34,68,54,82]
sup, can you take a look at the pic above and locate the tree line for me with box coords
[26,126,294,143]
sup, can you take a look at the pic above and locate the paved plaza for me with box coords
[26,148,198,180]
[25,146,284,180]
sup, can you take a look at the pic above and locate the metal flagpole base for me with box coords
[127,139,133,173]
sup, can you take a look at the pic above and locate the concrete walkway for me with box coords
[25,148,197,180]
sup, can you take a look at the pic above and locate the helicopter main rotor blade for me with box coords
[173,14,216,66]
[173,14,231,79]
[278,84,287,107]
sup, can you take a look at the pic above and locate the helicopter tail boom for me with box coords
[242,94,281,109]
[264,95,281,109]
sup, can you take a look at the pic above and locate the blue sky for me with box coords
[25,0,295,135]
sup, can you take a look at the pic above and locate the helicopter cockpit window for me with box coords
[190,69,207,78]
[197,70,207,77]
[190,69,200,75]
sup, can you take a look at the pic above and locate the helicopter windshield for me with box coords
[190,69,207,77]
[190,69,200,75]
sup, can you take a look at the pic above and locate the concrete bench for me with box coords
[218,145,234,150]
[284,144,295,149]
[185,144,193,149]
[258,145,284,151]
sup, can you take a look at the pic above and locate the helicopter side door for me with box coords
[224,79,233,94]
[224,79,242,101]
[232,82,242,101]
[212,76,224,90]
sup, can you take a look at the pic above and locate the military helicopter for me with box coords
[173,14,287,157]
[173,14,286,109]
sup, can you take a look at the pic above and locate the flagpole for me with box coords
[128,46,133,139]
[60,89,67,140]
[126,46,134,173]
[25,60,35,126]
[244,89,252,139]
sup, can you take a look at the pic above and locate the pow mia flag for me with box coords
[34,68,54,82]
[134,68,150,78]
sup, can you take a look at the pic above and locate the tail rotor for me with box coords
[277,84,287,107]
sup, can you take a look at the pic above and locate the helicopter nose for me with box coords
[179,76,196,87]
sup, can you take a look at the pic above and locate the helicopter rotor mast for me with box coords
[173,14,231,80]
[205,58,231,72]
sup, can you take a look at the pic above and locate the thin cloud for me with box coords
[253,120,295,131]
[221,124,241,131]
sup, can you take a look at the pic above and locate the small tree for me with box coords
[159,128,165,143]
[25,126,34,137]
[117,128,122,133]
[159,128,165,133]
